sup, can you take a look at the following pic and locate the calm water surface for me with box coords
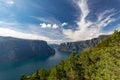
[0,48,70,80]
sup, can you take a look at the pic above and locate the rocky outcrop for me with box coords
[0,36,55,62]
[58,35,111,53]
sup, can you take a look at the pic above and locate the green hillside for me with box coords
[21,30,120,80]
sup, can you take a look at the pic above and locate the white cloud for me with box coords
[6,0,14,5]
[32,16,68,28]
[61,22,68,27]
[52,24,59,29]
[0,21,65,44]
[8,1,14,5]
[63,0,118,41]
[40,23,59,29]
[40,23,47,28]
[0,27,63,44]
[0,27,49,40]
[40,22,68,29]
[47,24,52,28]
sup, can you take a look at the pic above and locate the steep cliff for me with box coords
[58,35,110,53]
[0,36,55,62]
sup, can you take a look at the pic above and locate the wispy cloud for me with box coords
[0,27,49,40]
[0,20,66,44]
[63,0,119,41]
[0,0,15,5]
[0,27,64,44]
[6,0,14,5]
[31,16,61,24]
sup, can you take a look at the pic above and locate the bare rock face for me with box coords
[0,36,55,62]
[58,35,111,53]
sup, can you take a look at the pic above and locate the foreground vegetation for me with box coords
[21,30,120,80]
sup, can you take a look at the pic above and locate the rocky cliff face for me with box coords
[58,35,110,53]
[0,36,55,62]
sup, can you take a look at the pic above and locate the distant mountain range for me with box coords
[0,34,111,62]
[0,36,55,62]
[49,44,59,48]
[58,35,111,53]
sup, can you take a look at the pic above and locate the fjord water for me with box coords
[0,48,69,80]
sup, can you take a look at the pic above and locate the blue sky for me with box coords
[0,0,120,44]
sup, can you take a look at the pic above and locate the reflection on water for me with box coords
[0,48,70,80]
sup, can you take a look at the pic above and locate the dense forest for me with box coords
[21,30,120,80]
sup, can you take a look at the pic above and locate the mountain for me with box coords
[49,44,59,48]
[0,36,55,62]
[58,35,110,53]
[21,30,120,80]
